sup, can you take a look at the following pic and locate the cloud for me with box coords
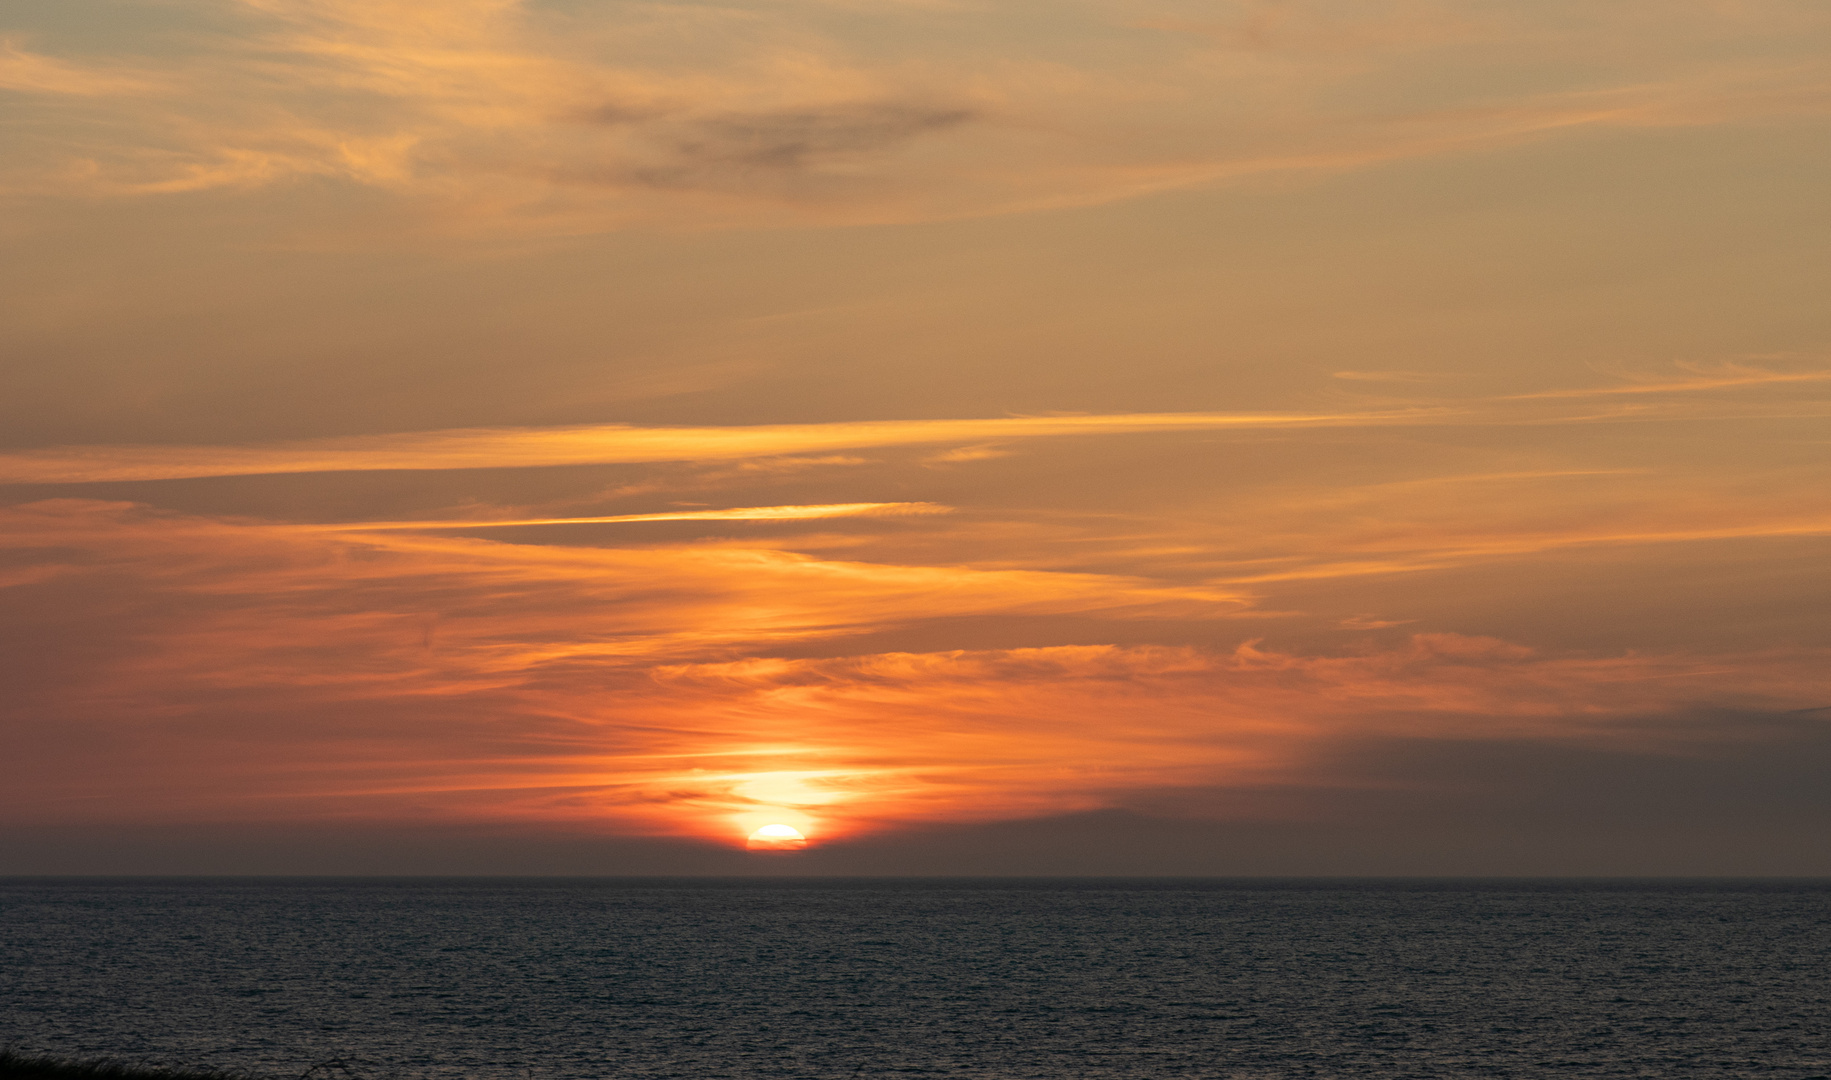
[593,102,976,193]
[314,501,951,531]
[0,38,167,97]
[610,635,1831,839]
[924,445,1011,465]
[3,499,1826,850]
[2,0,1827,231]
[1338,614,1413,629]
[0,408,1444,483]
[1505,360,1831,400]
[1213,514,1831,584]
[6,358,1826,486]
[0,497,1253,835]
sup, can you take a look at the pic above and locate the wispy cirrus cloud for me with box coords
[3,0,1827,231]
[7,357,1828,485]
[1504,360,1831,399]
[0,408,1447,483]
[313,501,950,531]
[0,37,168,96]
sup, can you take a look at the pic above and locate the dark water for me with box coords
[3,879,1829,1079]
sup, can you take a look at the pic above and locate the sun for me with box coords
[746,823,808,851]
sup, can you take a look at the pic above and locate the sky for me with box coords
[3,0,1831,875]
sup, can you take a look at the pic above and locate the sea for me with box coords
[2,879,1828,1079]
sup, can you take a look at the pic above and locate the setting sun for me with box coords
[746,825,808,852]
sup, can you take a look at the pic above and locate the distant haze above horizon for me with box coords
[4,0,1831,875]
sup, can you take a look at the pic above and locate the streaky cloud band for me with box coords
[0,409,1448,484]
[311,502,952,531]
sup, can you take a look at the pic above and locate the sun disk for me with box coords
[746,824,808,851]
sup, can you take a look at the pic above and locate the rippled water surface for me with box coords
[3,879,1829,1078]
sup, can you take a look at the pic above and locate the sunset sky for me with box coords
[4,0,1831,875]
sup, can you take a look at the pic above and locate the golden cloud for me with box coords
[0,409,1445,483]
[3,0,1827,230]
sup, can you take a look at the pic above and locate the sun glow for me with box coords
[731,770,849,807]
[746,824,808,851]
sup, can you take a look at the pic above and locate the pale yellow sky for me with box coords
[2,0,1830,872]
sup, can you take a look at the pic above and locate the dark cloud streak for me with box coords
[583,101,977,193]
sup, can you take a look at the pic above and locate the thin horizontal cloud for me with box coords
[0,409,1446,483]
[314,501,950,531]
[0,497,1249,675]
[7,356,1827,483]
[585,102,977,192]
[1212,513,1831,584]
[1505,361,1831,399]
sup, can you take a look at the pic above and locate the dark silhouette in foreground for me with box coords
[0,1053,391,1080]
[0,1053,264,1080]
[0,1052,382,1080]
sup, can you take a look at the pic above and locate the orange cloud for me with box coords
[314,501,951,531]
[9,358,1826,485]
[0,409,1445,483]
[0,39,168,97]
[626,634,1830,834]
[3,498,1825,851]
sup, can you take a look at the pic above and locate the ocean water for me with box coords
[2,879,1828,1079]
